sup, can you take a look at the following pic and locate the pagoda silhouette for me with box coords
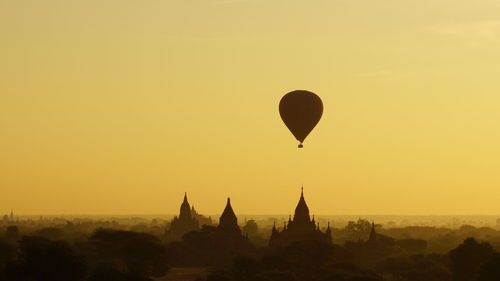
[215,197,252,250]
[269,188,332,247]
[166,193,200,241]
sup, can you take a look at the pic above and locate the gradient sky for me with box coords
[1,0,500,215]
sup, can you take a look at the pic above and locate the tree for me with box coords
[10,236,85,281]
[231,256,261,280]
[5,226,19,242]
[0,239,16,279]
[90,229,169,280]
[242,220,259,237]
[478,253,500,281]
[396,239,427,253]
[345,219,372,241]
[283,240,333,270]
[449,238,494,281]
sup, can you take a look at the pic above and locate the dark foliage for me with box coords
[5,236,85,281]
[89,228,169,280]
[2,222,500,281]
[450,238,494,281]
[477,253,500,281]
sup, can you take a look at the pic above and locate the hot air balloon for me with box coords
[279,90,323,148]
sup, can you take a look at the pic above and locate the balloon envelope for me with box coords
[279,90,323,147]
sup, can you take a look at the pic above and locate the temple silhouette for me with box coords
[166,193,213,241]
[367,221,377,245]
[191,204,213,226]
[166,189,332,247]
[214,197,251,250]
[269,188,332,247]
[2,210,15,223]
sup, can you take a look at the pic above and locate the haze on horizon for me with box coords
[1,0,500,216]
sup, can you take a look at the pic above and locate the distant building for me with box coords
[269,188,332,247]
[242,219,259,237]
[190,205,213,226]
[215,198,249,249]
[366,222,377,245]
[166,193,199,241]
[2,210,15,223]
[344,221,396,251]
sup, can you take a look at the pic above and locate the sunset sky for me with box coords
[1,0,500,215]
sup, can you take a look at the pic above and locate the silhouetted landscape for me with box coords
[3,192,500,281]
[3,1,500,280]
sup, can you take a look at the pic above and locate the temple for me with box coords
[2,210,15,223]
[269,188,332,247]
[190,205,213,226]
[367,222,377,245]
[166,193,199,241]
[215,197,247,248]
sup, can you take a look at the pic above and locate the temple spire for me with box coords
[220,197,237,226]
[326,221,332,243]
[367,222,377,243]
[294,187,311,223]
[179,192,192,220]
[268,190,333,247]
[167,192,199,241]
[217,197,242,237]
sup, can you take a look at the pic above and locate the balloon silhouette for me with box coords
[279,90,323,148]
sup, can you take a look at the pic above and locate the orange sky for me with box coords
[1,0,500,215]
